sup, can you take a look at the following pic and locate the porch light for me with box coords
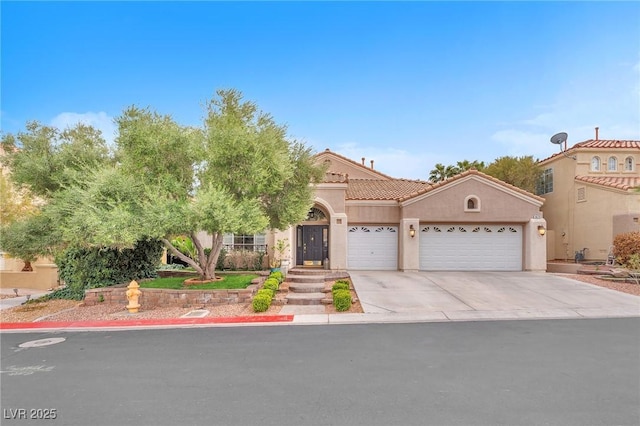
[409,225,416,238]
[537,225,546,236]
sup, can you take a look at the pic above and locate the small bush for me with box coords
[269,271,284,283]
[257,288,274,299]
[332,281,350,293]
[263,280,278,293]
[613,231,640,267]
[265,277,280,288]
[252,293,272,312]
[333,289,352,312]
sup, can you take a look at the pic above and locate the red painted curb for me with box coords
[0,314,294,330]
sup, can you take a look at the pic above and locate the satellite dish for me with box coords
[550,132,568,145]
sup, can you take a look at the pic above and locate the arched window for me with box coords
[591,156,601,171]
[625,156,634,171]
[467,199,475,209]
[608,156,617,171]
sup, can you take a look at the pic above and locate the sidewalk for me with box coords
[2,305,639,333]
[0,288,53,310]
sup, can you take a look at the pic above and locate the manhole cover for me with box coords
[180,310,210,318]
[19,338,66,348]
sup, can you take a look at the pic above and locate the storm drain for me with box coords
[180,310,210,318]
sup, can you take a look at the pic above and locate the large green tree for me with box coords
[483,156,542,193]
[2,89,325,281]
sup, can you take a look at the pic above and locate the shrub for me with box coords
[613,231,640,267]
[269,271,284,283]
[252,293,272,312]
[332,281,350,293]
[263,280,278,293]
[257,288,274,299]
[264,277,279,287]
[55,238,163,298]
[223,250,265,271]
[333,289,352,312]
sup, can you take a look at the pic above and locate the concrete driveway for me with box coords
[349,271,640,321]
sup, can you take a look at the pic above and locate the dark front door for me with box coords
[296,225,328,266]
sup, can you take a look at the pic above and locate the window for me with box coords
[625,156,634,171]
[577,187,586,202]
[608,156,617,171]
[537,168,553,195]
[467,199,475,209]
[591,156,601,171]
[222,233,267,252]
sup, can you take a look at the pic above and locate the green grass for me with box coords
[140,274,258,290]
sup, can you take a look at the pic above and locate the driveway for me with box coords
[349,271,640,321]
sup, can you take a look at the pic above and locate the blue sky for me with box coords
[2,1,639,180]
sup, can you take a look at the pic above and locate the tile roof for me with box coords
[574,140,640,149]
[539,139,640,163]
[346,179,432,200]
[316,149,393,180]
[397,169,545,203]
[575,175,640,191]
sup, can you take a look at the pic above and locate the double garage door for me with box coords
[420,224,522,271]
[347,224,522,271]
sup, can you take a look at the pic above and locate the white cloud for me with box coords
[492,61,640,159]
[50,111,116,146]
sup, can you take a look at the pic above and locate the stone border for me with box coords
[84,277,264,309]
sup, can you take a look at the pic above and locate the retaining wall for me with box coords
[84,284,259,308]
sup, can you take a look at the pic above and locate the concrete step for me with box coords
[286,292,326,305]
[287,268,328,275]
[280,305,326,315]
[289,283,325,293]
[287,274,326,284]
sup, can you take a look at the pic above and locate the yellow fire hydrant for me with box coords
[126,280,141,313]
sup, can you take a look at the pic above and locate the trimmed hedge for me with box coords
[263,280,279,293]
[269,271,284,283]
[252,293,272,312]
[333,289,352,312]
[332,281,350,293]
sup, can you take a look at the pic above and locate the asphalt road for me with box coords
[2,319,639,426]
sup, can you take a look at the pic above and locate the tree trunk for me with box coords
[21,260,33,272]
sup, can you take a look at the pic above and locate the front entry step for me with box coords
[289,283,324,293]
[286,292,328,305]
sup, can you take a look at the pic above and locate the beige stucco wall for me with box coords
[0,256,59,290]
[401,177,542,222]
[346,202,400,224]
[541,151,640,261]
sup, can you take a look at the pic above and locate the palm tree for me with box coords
[429,163,458,182]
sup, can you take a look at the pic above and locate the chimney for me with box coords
[595,127,599,141]
[370,160,374,169]
[361,157,365,165]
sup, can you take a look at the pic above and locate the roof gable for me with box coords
[315,149,392,180]
[399,169,544,206]
[539,139,640,164]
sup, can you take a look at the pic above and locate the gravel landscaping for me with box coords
[0,274,635,323]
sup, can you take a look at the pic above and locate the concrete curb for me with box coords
[2,308,639,333]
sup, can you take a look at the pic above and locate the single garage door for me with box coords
[348,226,398,270]
[420,224,522,271]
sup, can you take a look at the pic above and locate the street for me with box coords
[2,318,639,426]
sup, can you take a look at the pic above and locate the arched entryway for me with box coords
[296,206,329,267]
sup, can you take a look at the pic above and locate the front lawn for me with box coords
[140,274,258,290]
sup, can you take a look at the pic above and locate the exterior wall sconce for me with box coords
[538,225,546,236]
[409,225,416,238]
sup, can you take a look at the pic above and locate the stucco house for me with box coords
[264,150,547,272]
[537,133,640,262]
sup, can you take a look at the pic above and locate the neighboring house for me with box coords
[537,136,640,262]
[268,149,547,272]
